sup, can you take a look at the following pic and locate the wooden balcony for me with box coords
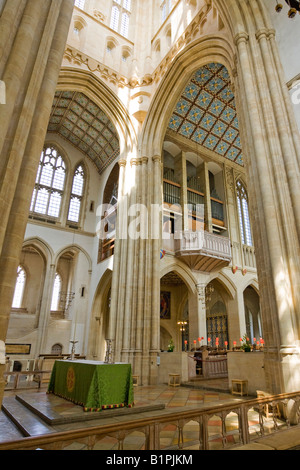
[174,230,232,272]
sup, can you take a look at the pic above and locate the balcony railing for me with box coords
[173,230,231,271]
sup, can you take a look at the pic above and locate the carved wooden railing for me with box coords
[1,391,300,450]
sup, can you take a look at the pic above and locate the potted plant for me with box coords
[168,338,174,352]
[241,334,251,352]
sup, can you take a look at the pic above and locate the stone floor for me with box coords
[1,376,292,450]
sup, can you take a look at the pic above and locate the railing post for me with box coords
[240,404,250,444]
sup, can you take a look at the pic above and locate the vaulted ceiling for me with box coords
[47,91,120,174]
[168,63,243,166]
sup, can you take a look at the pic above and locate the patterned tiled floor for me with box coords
[0,383,287,450]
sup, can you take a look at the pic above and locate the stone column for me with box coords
[149,155,162,384]
[197,162,212,233]
[235,25,300,393]
[195,284,208,342]
[0,0,74,407]
[121,158,138,363]
[108,159,127,357]
[35,263,56,356]
[135,157,148,380]
[175,151,189,230]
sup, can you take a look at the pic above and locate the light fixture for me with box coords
[275,0,300,17]
[59,291,75,313]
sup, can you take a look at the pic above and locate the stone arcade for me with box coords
[0,0,300,421]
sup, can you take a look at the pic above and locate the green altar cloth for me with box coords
[47,360,134,412]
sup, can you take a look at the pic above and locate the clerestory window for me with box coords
[110,0,132,38]
[30,146,66,219]
[236,180,253,246]
[67,165,85,224]
[161,0,173,23]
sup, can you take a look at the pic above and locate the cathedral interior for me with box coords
[1,0,300,451]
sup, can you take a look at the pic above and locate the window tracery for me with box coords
[68,165,85,224]
[110,0,132,38]
[30,147,66,219]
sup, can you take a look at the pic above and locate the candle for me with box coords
[253,337,256,343]
[208,337,211,344]
[225,341,228,350]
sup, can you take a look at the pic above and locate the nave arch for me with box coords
[56,68,138,163]
[87,268,113,361]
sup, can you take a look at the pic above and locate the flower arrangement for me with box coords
[241,334,251,352]
[168,338,174,352]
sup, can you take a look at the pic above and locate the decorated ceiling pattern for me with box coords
[168,63,243,166]
[48,91,120,174]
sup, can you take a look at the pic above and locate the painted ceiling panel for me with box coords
[48,91,120,174]
[168,63,244,166]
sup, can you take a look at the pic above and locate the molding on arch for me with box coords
[54,243,93,271]
[210,270,237,300]
[140,34,236,157]
[91,268,113,306]
[22,237,55,265]
[241,277,259,295]
[160,259,198,294]
[56,67,138,160]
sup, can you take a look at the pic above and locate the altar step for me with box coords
[2,396,54,438]
[1,392,166,439]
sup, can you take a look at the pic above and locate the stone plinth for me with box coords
[227,351,266,396]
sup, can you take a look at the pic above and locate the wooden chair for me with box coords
[256,390,280,418]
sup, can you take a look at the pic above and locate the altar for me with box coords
[47,360,134,412]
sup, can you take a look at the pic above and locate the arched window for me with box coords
[30,146,66,219]
[12,266,26,309]
[51,273,62,311]
[110,0,132,38]
[68,165,85,223]
[236,180,253,246]
[51,343,63,355]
